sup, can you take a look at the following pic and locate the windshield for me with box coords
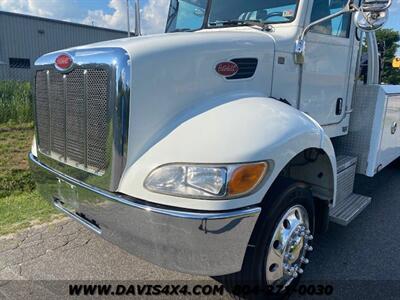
[166,0,299,33]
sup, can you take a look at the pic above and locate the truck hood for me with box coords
[55,30,276,164]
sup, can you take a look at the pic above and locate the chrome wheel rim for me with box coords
[265,205,313,290]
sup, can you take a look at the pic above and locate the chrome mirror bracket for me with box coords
[294,1,354,65]
[294,40,305,65]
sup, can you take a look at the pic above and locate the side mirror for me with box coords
[353,0,391,32]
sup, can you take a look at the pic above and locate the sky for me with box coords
[0,0,170,34]
[0,0,398,37]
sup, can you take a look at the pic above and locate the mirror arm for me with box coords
[295,3,355,64]
[366,32,380,84]
[300,7,353,41]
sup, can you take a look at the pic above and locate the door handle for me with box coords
[391,122,397,135]
[336,98,343,115]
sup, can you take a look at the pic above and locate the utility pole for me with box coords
[127,0,131,37]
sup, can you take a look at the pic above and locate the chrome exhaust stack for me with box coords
[135,0,142,36]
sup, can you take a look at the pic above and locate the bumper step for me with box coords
[330,193,371,226]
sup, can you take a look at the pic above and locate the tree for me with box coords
[375,28,400,84]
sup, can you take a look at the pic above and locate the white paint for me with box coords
[33,9,341,210]
[300,32,352,125]
[118,97,336,210]
[33,0,400,211]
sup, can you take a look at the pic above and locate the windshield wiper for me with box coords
[209,19,272,31]
[171,28,193,32]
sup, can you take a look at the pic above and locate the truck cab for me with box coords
[29,0,397,297]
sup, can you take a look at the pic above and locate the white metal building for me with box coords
[0,11,130,81]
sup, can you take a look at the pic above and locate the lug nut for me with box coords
[306,245,313,252]
[301,257,310,264]
[306,234,314,241]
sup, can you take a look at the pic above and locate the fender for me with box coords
[118,97,337,211]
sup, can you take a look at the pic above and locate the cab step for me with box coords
[329,193,371,226]
[329,155,371,226]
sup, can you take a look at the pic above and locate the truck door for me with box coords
[300,0,354,126]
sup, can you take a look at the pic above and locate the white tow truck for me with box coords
[29,0,398,297]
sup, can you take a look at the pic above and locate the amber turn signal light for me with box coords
[228,162,268,196]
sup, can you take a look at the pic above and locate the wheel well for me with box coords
[264,148,334,234]
[279,148,334,202]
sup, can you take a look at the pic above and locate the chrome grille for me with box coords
[66,70,85,165]
[87,70,110,170]
[35,68,110,174]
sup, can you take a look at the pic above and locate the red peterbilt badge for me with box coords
[55,54,73,71]
[216,61,239,77]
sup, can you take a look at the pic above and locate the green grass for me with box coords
[0,123,60,236]
[0,191,61,236]
[0,124,36,197]
[0,81,33,125]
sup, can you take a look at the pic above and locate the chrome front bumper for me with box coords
[29,153,261,276]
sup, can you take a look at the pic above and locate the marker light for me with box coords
[144,162,268,199]
[228,163,268,196]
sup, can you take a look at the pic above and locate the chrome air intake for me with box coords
[33,48,130,191]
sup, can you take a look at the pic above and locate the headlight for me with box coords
[144,162,268,199]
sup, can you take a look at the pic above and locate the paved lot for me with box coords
[1,163,400,299]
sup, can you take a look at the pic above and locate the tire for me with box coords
[217,178,315,300]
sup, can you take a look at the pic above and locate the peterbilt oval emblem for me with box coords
[55,54,73,71]
[216,61,239,77]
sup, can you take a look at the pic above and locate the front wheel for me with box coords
[265,204,313,288]
[219,179,315,299]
